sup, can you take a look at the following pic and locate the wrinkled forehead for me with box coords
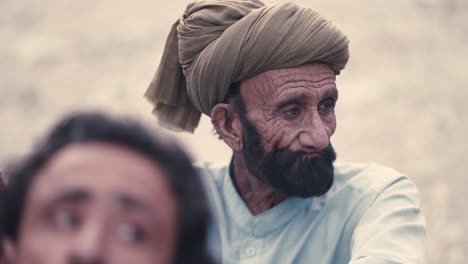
[240,63,337,104]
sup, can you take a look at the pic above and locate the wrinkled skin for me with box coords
[212,63,338,215]
[9,143,178,264]
[241,63,337,154]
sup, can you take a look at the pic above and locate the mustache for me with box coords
[267,145,336,167]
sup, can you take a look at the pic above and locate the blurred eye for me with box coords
[116,223,145,244]
[282,107,301,120]
[50,209,80,230]
[318,99,336,114]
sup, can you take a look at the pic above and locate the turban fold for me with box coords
[145,0,349,132]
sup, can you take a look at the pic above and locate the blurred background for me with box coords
[0,0,466,262]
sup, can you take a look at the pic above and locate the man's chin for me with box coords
[248,174,334,197]
[295,179,333,197]
[269,155,336,197]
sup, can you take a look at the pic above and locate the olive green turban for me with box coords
[145,0,349,132]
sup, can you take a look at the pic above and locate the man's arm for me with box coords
[349,176,426,264]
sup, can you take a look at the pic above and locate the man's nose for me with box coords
[298,112,330,152]
[68,222,107,264]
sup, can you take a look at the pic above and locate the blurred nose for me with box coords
[298,112,330,152]
[69,222,106,264]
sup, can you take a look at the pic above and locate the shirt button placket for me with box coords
[245,246,256,257]
[240,245,260,264]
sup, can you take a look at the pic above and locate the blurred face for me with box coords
[14,143,178,264]
[0,169,5,191]
[239,63,338,196]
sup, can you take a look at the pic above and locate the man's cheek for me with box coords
[109,248,165,264]
[18,235,70,264]
[323,114,337,136]
[251,119,275,141]
[265,129,292,152]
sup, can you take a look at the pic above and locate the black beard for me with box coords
[240,117,336,198]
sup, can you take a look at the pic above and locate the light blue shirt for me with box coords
[197,162,426,264]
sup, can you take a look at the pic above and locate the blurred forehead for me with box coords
[29,143,176,211]
[240,63,336,105]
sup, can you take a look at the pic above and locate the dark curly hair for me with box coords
[0,170,5,258]
[1,112,214,264]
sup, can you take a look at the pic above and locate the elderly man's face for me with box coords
[239,63,338,196]
[13,143,178,264]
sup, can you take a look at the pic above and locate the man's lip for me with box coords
[302,152,320,159]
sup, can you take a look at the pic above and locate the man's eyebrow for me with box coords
[322,87,339,100]
[51,189,92,204]
[275,87,338,108]
[115,193,156,216]
[276,95,305,109]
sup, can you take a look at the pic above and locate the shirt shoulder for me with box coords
[193,161,229,193]
[332,162,415,196]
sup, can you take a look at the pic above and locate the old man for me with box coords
[145,0,426,263]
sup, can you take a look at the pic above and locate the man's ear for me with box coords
[2,239,17,264]
[211,103,244,152]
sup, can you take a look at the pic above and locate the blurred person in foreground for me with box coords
[0,171,4,191]
[0,170,5,264]
[0,112,214,264]
[145,0,426,263]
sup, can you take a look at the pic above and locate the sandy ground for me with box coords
[1,0,467,262]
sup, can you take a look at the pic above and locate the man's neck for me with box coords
[231,155,289,216]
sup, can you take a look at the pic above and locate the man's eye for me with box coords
[282,107,301,120]
[50,209,80,230]
[318,99,336,114]
[116,223,145,244]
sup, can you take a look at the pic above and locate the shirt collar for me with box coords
[222,163,315,237]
